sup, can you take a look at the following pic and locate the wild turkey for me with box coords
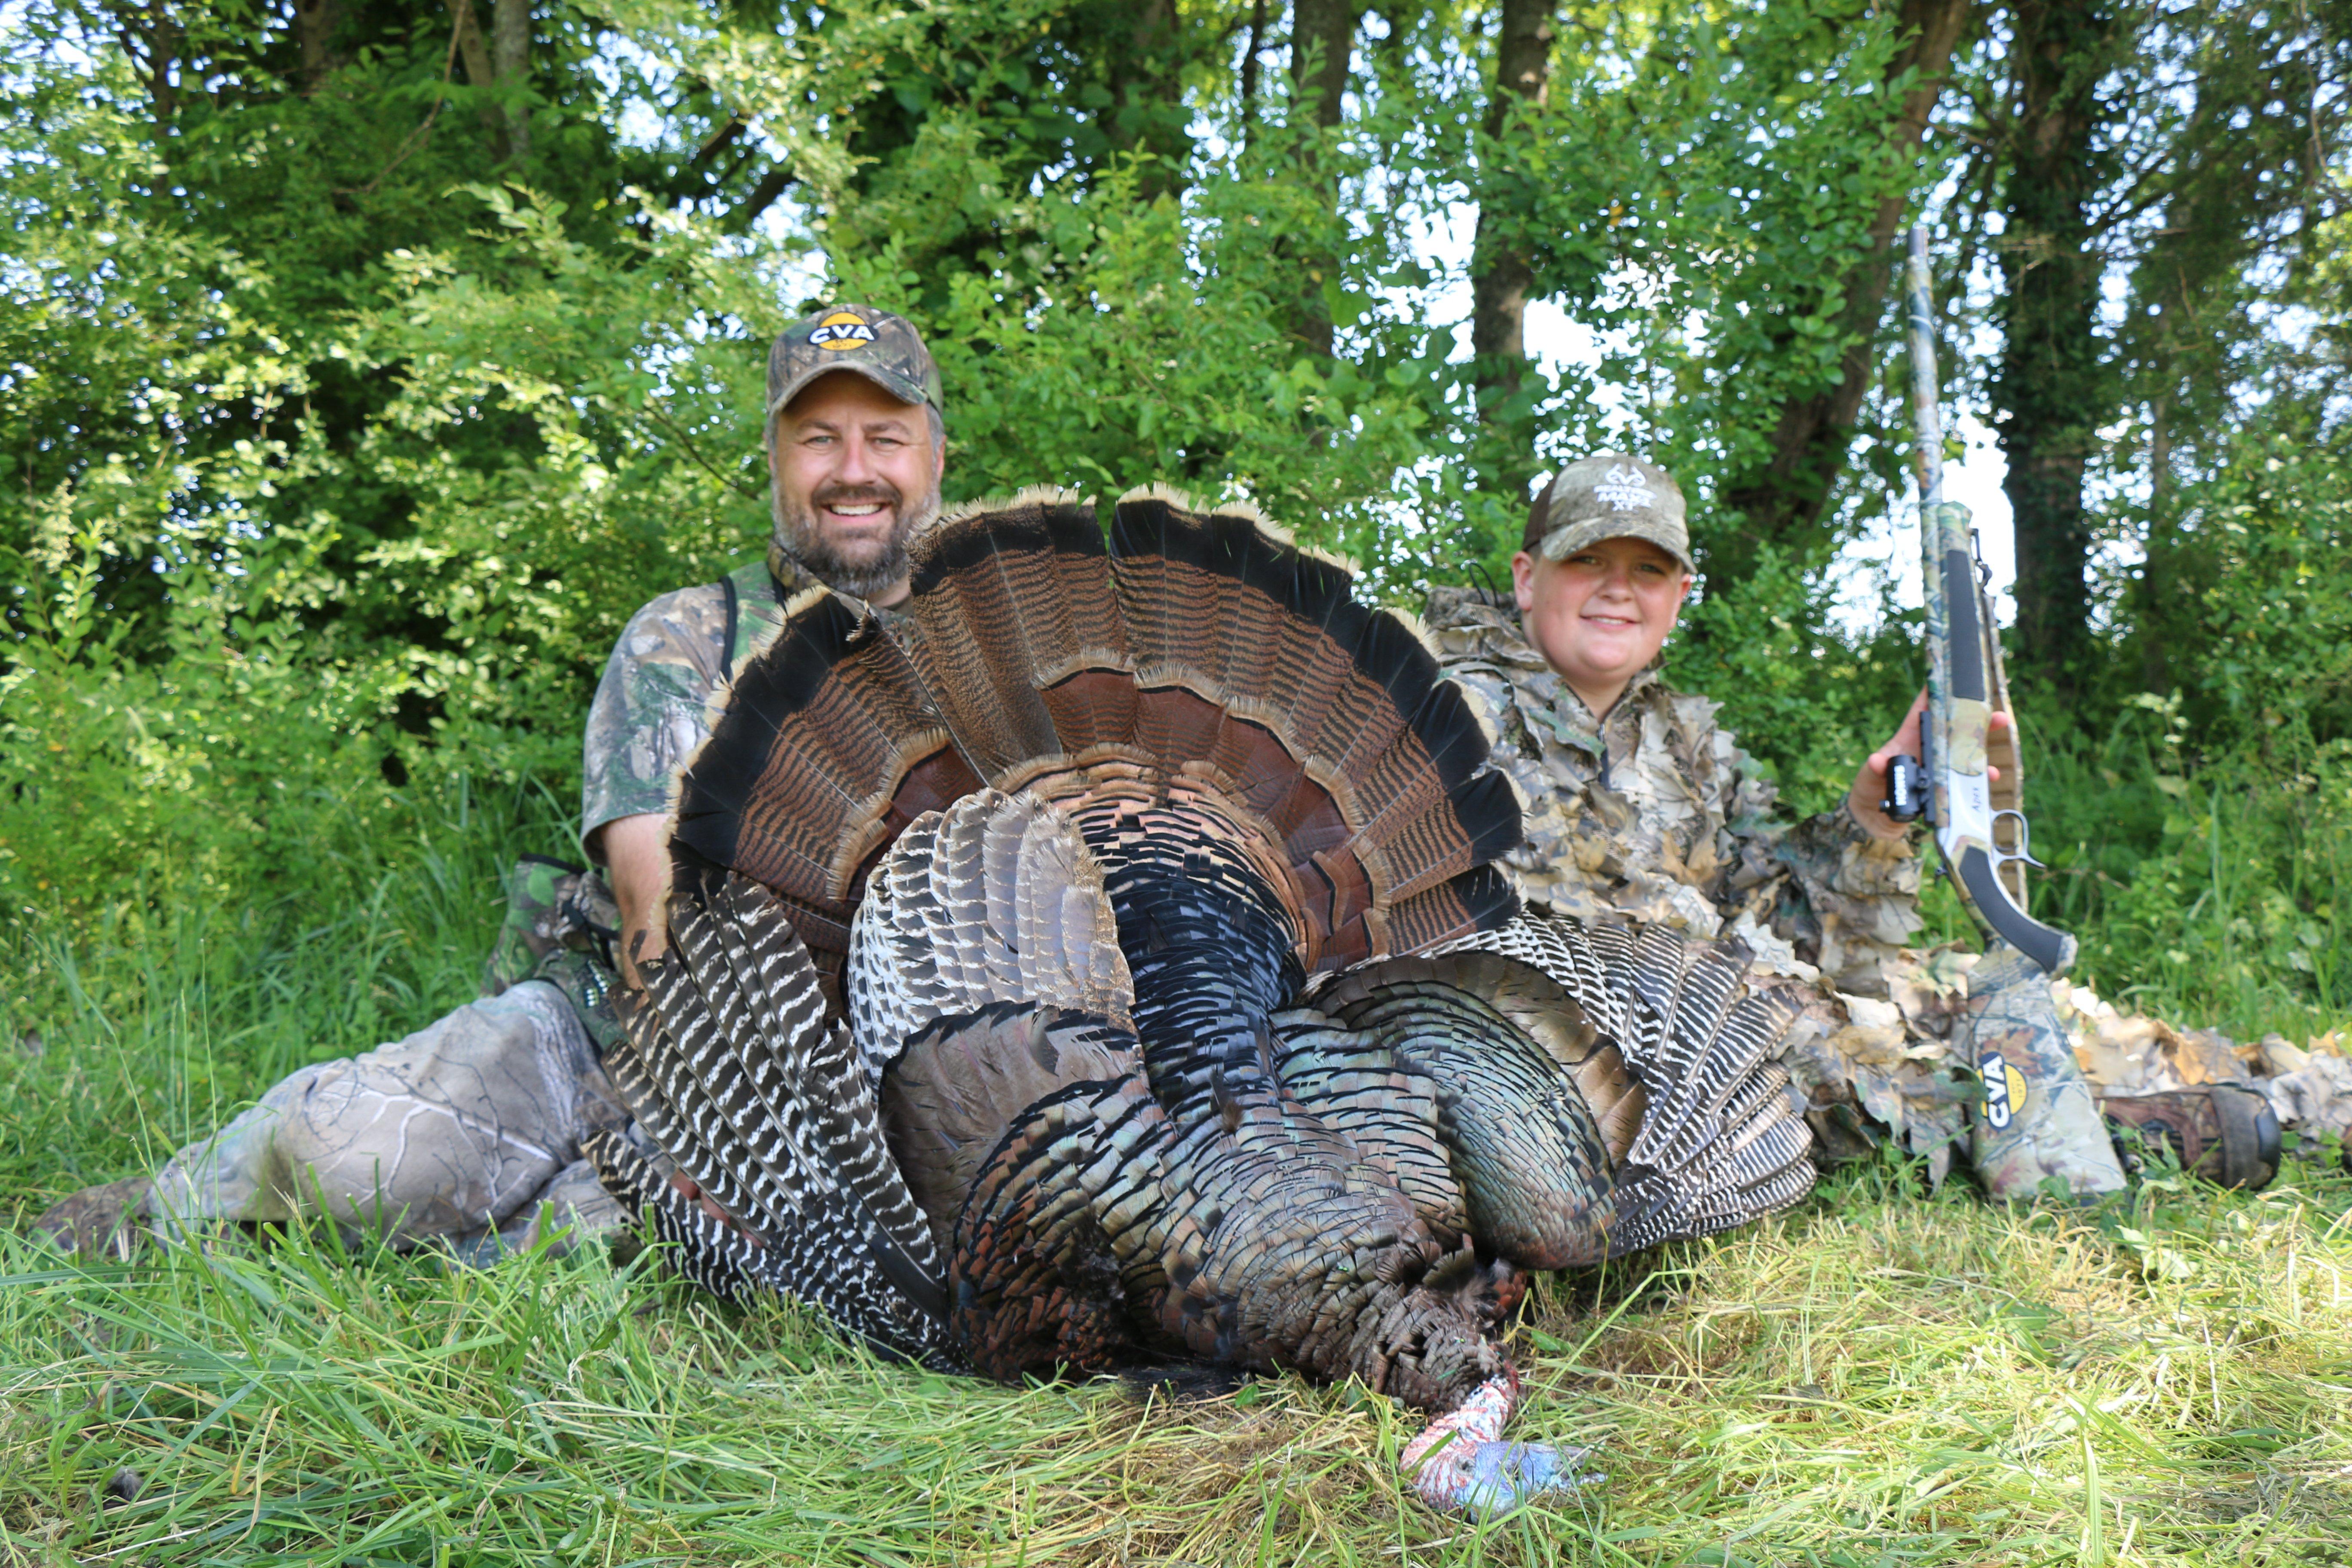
[583,488,1813,1514]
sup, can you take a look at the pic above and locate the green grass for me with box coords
[4,1162,2348,1565]
[5,774,2351,1565]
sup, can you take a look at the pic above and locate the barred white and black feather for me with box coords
[1429,908,1816,1253]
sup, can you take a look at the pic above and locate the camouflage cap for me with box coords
[765,304,944,427]
[1522,453,1694,575]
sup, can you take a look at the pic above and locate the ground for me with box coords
[4,1150,2347,1566]
[3,802,2346,1565]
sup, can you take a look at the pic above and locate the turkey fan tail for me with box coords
[1103,488,1522,971]
[897,488,1133,775]
[592,870,950,1347]
[1431,909,1815,1250]
[847,787,1135,1076]
[667,585,985,1003]
[886,489,1521,975]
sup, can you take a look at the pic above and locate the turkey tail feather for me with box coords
[670,591,984,998]
[1432,910,1816,1253]
[606,872,950,1334]
[900,489,1130,773]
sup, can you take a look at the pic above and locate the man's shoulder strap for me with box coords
[719,558,798,681]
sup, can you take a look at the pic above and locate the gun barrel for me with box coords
[1903,227,1943,507]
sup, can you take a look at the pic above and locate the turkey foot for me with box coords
[1401,1373,1595,1516]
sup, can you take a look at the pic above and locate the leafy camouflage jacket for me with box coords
[1422,587,1923,998]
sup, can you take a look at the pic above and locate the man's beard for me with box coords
[771,478,940,600]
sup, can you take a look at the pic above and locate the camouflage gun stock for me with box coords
[1885,227,2124,1198]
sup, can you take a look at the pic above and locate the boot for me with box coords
[2101,1084,2282,1191]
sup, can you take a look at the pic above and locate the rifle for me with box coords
[1881,227,2125,1198]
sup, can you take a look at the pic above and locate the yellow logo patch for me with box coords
[809,312,878,352]
[1979,1049,2030,1131]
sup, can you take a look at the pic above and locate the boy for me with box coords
[1430,453,2313,1188]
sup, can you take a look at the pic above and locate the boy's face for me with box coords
[1511,536,1693,711]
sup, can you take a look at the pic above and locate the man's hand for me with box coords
[1849,689,2008,841]
[598,812,671,988]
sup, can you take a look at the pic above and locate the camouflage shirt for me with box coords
[581,554,818,855]
[1423,586,1924,998]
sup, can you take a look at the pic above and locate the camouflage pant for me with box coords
[147,981,631,1261]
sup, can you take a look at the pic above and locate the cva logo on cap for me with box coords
[1594,463,1655,512]
[809,312,878,352]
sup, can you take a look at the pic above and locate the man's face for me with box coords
[1511,535,1692,713]
[769,372,944,604]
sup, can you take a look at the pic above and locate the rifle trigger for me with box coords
[1990,809,2046,872]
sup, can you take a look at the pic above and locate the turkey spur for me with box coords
[584,487,1813,1513]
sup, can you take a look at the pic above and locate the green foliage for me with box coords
[3,0,2346,1074]
[1666,547,1923,809]
[2147,435,2352,746]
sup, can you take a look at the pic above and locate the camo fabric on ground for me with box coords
[147,981,631,1255]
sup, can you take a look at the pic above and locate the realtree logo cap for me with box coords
[1521,452,1694,575]
[765,304,944,427]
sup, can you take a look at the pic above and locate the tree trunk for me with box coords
[447,0,502,144]
[491,0,532,161]
[1997,0,2111,694]
[1706,0,1972,587]
[292,0,343,94]
[1106,0,1187,201]
[2137,390,2174,692]
[1240,0,1269,139]
[1291,0,1356,130]
[109,0,182,126]
[1468,0,1556,502]
[1287,0,1359,359]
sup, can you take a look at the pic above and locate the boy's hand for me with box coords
[1848,689,2007,841]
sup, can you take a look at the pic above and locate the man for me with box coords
[32,305,949,1259]
[1430,452,2327,1190]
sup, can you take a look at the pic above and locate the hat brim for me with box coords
[1533,518,1696,576]
[765,363,935,426]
